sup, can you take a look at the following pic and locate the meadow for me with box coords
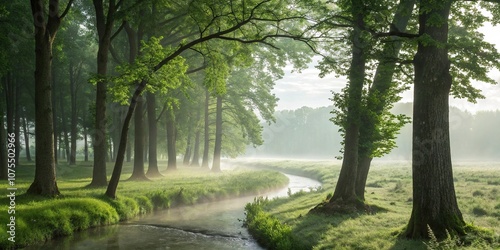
[238,159,500,250]
[0,160,288,249]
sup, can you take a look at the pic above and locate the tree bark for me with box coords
[329,0,366,204]
[146,92,161,176]
[166,107,177,170]
[404,0,465,239]
[90,0,117,187]
[355,0,416,199]
[201,90,210,168]
[27,0,69,196]
[211,96,223,172]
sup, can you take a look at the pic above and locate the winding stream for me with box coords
[27,168,321,250]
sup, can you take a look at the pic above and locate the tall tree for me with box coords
[211,95,223,172]
[354,0,415,199]
[27,0,74,196]
[146,92,162,176]
[166,105,177,170]
[404,0,464,239]
[89,0,121,187]
[328,0,367,205]
[201,89,211,168]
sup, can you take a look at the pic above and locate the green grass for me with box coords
[0,160,289,249]
[238,159,500,250]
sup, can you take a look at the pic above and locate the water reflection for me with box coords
[26,173,321,250]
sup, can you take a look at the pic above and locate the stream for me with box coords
[28,167,321,250]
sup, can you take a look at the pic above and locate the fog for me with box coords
[246,103,500,162]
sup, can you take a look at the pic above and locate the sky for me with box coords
[273,22,500,114]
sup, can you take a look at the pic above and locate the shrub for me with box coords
[244,198,306,250]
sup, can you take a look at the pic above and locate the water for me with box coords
[28,169,321,250]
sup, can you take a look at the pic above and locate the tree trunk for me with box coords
[354,156,372,199]
[329,0,366,204]
[52,67,58,164]
[90,0,117,187]
[84,126,89,162]
[69,61,78,165]
[126,136,131,162]
[105,80,148,198]
[23,114,32,162]
[190,129,201,167]
[355,0,416,199]
[201,90,210,168]
[166,107,177,170]
[146,92,161,176]
[27,0,64,196]
[126,23,148,180]
[130,95,148,180]
[404,0,465,239]
[183,131,192,165]
[59,87,70,162]
[211,96,223,172]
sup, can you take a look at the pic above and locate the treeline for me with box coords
[248,103,500,161]
[0,0,314,198]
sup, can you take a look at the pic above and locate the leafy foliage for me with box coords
[109,37,189,105]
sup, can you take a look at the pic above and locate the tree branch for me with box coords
[60,0,75,19]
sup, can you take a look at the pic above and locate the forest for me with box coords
[0,0,499,249]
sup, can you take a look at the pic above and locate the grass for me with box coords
[0,160,289,249]
[237,159,500,250]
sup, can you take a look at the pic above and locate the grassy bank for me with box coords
[238,159,500,250]
[0,160,288,249]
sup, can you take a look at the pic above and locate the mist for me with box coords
[246,103,500,162]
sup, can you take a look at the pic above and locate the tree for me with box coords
[325,0,368,206]
[105,0,315,198]
[27,0,74,196]
[354,0,415,199]
[211,95,223,172]
[89,0,122,187]
[145,92,162,176]
[403,0,464,239]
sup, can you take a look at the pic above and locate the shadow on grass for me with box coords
[388,236,426,250]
